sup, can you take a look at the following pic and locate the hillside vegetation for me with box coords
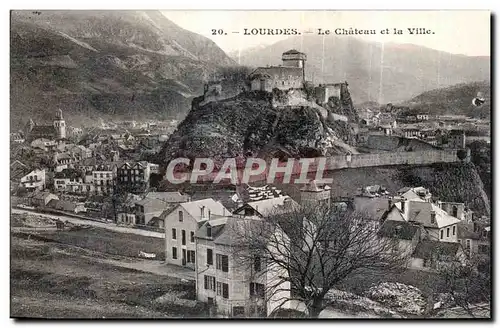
[403,81,490,118]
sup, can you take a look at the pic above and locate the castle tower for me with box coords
[53,109,66,139]
[300,180,331,207]
[282,49,307,82]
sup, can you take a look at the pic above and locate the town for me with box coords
[10,49,491,319]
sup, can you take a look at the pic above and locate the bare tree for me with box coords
[438,255,491,318]
[232,204,410,318]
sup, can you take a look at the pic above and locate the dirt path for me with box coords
[12,208,164,239]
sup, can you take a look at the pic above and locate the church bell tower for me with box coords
[53,109,66,139]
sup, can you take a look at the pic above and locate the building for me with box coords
[53,169,84,194]
[31,138,57,151]
[436,201,473,222]
[399,200,461,243]
[10,132,25,144]
[299,180,331,207]
[24,109,66,141]
[401,127,422,139]
[396,186,432,203]
[20,169,46,191]
[47,199,86,214]
[233,196,299,218]
[116,161,155,193]
[410,240,466,271]
[378,219,424,259]
[30,191,59,207]
[457,221,490,258]
[248,50,306,92]
[67,145,92,160]
[163,198,230,268]
[92,164,114,195]
[195,216,291,317]
[133,191,191,226]
[352,196,393,228]
[416,114,430,121]
[447,130,466,149]
[314,83,343,105]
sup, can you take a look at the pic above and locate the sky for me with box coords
[162,10,491,57]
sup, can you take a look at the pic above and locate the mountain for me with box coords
[401,81,491,119]
[10,10,235,130]
[231,36,490,105]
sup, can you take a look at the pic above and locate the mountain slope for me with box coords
[10,10,235,130]
[402,81,491,118]
[232,36,490,104]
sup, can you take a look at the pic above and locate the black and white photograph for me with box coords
[9,9,492,319]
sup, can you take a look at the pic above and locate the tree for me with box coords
[232,204,409,318]
[438,256,491,318]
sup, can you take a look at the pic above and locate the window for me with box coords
[250,283,265,298]
[182,230,186,245]
[478,245,490,254]
[430,212,436,224]
[172,247,177,259]
[440,230,444,239]
[204,275,215,291]
[233,306,245,317]
[222,283,229,299]
[172,228,177,240]
[207,249,213,265]
[178,211,183,222]
[254,256,262,272]
[216,282,222,296]
[207,225,212,238]
[452,206,458,218]
[216,254,229,272]
[466,239,471,250]
[453,226,456,236]
[190,231,195,243]
[447,228,450,237]
[187,250,196,263]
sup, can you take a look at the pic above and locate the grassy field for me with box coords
[29,226,166,261]
[11,232,205,318]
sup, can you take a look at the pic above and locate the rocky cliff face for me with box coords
[10,10,235,129]
[158,90,358,169]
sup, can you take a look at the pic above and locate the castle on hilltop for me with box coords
[201,49,349,111]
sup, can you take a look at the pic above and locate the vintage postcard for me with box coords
[10,10,491,319]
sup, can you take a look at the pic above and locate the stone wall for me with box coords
[171,149,463,184]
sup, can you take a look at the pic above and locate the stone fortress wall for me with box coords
[179,149,466,184]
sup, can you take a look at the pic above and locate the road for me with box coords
[11,208,164,239]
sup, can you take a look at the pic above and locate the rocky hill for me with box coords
[10,10,235,130]
[232,36,490,104]
[157,90,358,168]
[402,81,491,119]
